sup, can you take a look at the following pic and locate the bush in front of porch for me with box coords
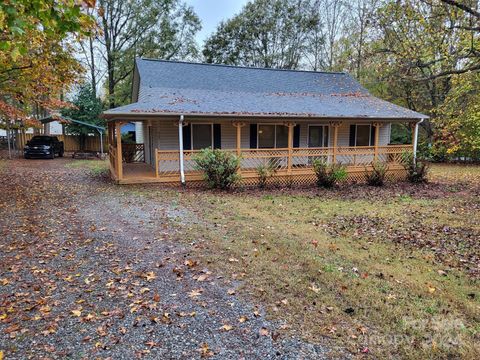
[193,148,241,189]
[312,159,347,188]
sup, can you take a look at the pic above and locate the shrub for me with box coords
[256,162,277,188]
[366,162,388,186]
[193,149,240,189]
[312,159,347,188]
[402,151,429,183]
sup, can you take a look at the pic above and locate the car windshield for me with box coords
[29,136,54,144]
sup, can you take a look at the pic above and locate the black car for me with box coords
[24,136,64,159]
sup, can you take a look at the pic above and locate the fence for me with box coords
[24,134,108,152]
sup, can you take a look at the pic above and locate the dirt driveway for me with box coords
[0,158,334,359]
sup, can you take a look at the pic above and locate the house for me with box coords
[103,58,427,185]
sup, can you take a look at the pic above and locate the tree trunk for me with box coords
[89,35,97,98]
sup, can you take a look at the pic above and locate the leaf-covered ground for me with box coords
[1,159,479,359]
[0,159,334,359]
[172,163,480,359]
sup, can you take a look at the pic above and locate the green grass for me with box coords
[65,159,109,176]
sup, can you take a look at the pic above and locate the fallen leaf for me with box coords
[259,327,269,336]
[220,324,233,331]
[238,316,248,323]
[199,342,213,358]
[144,272,156,282]
[184,259,197,268]
[188,289,202,298]
[197,274,209,282]
[71,309,82,317]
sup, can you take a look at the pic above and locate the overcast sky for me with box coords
[185,0,250,44]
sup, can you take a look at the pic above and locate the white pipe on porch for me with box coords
[413,118,425,164]
[98,129,104,158]
[178,115,186,185]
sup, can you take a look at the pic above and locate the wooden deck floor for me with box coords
[120,163,160,184]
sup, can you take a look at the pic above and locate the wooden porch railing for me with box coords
[122,143,145,163]
[109,144,117,176]
[154,145,413,181]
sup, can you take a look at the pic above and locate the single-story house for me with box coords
[103,58,427,185]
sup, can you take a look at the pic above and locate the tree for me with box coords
[433,71,480,160]
[203,0,322,69]
[0,0,95,127]
[61,84,103,150]
[88,0,201,108]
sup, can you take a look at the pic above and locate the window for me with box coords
[258,124,289,148]
[308,125,329,147]
[192,124,213,150]
[355,124,371,146]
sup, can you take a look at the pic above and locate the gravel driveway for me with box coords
[0,159,336,359]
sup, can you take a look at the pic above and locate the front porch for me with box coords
[107,119,414,186]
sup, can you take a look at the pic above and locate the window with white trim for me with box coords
[308,125,329,147]
[192,124,213,150]
[258,124,288,148]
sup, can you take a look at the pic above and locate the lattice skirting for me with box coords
[146,167,408,188]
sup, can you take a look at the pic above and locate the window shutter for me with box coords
[293,125,300,148]
[213,124,221,149]
[370,125,376,146]
[249,123,257,148]
[182,124,191,150]
[349,124,356,146]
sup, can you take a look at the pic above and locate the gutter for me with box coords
[102,112,428,122]
[178,115,186,186]
[413,118,425,163]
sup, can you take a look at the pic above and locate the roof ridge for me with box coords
[137,57,347,76]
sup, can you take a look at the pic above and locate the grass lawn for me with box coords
[64,158,109,176]
[161,163,480,359]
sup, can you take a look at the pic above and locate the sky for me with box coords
[184,0,250,44]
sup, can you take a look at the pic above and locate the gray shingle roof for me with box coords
[103,58,427,120]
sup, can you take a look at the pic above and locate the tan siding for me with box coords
[379,123,391,145]
[337,122,351,146]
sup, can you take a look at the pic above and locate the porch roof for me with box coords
[103,58,428,121]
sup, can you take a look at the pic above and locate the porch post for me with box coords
[373,122,383,162]
[285,122,296,175]
[413,119,425,163]
[330,121,341,164]
[115,122,123,180]
[232,121,245,156]
[178,115,186,186]
[232,121,245,176]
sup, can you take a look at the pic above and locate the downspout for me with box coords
[178,115,186,186]
[413,118,425,164]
